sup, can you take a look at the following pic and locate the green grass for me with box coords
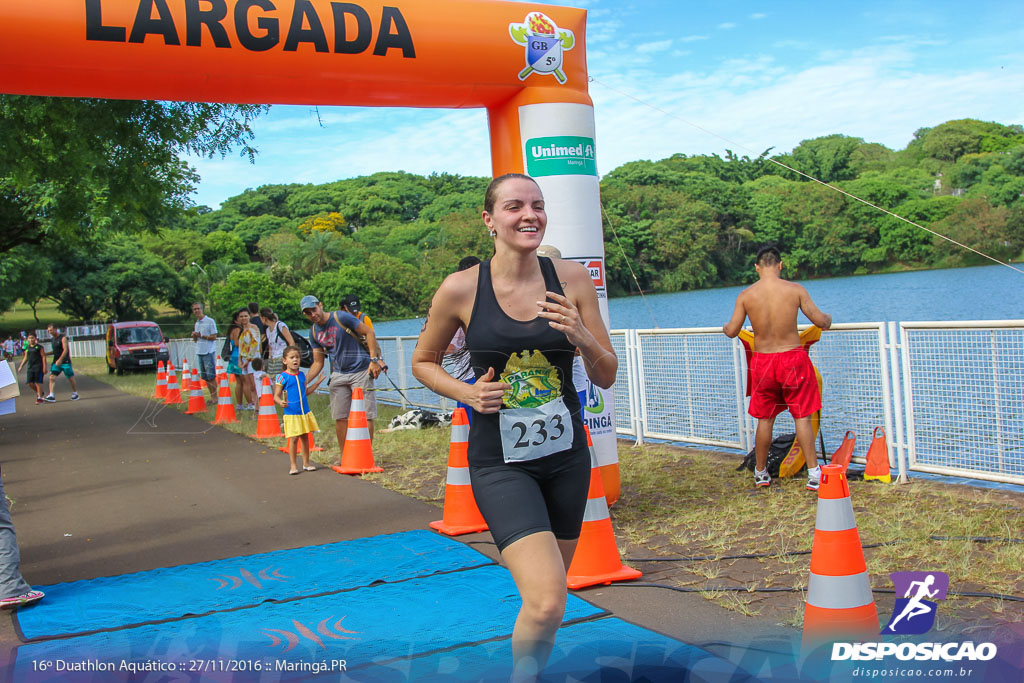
[0,300,194,338]
[73,357,1024,630]
[0,300,70,334]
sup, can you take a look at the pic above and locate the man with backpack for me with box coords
[300,295,383,450]
[341,294,383,363]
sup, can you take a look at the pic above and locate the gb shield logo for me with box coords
[509,12,575,84]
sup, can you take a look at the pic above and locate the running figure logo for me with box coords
[509,12,575,84]
[883,571,949,635]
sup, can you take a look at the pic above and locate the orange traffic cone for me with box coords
[184,368,208,414]
[163,363,183,405]
[331,387,382,475]
[430,408,488,536]
[152,361,167,399]
[566,426,642,590]
[210,374,238,424]
[802,464,879,649]
[250,375,284,439]
[180,358,193,395]
[215,355,224,378]
[279,433,324,454]
[829,431,857,473]
[864,427,891,483]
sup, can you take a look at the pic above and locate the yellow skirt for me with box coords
[283,412,320,439]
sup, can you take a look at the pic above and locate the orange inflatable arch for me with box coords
[0,0,621,494]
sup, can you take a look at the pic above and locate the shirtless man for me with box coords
[723,246,832,490]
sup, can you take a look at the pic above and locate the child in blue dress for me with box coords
[273,345,324,475]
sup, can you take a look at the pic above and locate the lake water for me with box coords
[369,264,1024,337]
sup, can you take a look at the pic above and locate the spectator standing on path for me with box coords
[341,295,383,362]
[301,295,383,452]
[248,302,268,361]
[226,308,259,410]
[411,174,617,681]
[190,302,219,403]
[0,468,44,610]
[260,308,295,376]
[2,337,13,361]
[43,323,78,402]
[16,331,47,404]
[274,345,325,475]
[723,245,832,491]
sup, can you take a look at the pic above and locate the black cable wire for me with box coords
[626,541,900,563]
[930,535,1024,544]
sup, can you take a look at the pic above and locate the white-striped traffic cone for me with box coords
[566,426,641,590]
[184,368,207,414]
[430,408,488,535]
[211,374,237,424]
[802,464,879,649]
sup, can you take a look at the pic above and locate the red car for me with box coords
[105,321,169,375]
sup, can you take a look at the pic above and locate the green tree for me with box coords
[879,196,959,262]
[294,231,346,273]
[302,265,382,314]
[46,237,189,321]
[790,134,864,183]
[201,231,248,265]
[929,198,1013,266]
[137,229,203,271]
[232,214,295,255]
[208,271,302,327]
[0,96,266,254]
[0,247,51,317]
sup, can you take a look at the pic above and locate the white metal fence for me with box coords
[897,321,1024,484]
[75,321,1024,486]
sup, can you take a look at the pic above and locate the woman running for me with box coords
[412,173,616,681]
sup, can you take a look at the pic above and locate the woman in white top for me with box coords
[260,307,295,375]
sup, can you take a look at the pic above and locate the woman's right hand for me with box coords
[465,367,509,414]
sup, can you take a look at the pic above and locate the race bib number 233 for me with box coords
[499,397,574,463]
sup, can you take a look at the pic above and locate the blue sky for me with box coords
[188,0,1024,209]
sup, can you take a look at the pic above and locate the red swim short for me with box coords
[747,347,821,420]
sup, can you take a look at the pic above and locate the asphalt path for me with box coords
[0,373,795,676]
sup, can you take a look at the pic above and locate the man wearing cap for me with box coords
[300,295,384,449]
[341,294,383,361]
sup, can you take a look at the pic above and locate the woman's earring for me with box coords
[489,230,497,237]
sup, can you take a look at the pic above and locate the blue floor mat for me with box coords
[15,530,491,641]
[346,617,752,682]
[13,565,606,682]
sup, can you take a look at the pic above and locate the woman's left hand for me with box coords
[538,291,592,347]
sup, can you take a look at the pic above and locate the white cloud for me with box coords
[717,22,736,30]
[679,34,709,43]
[636,39,673,53]
[750,13,767,20]
[584,45,1024,176]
